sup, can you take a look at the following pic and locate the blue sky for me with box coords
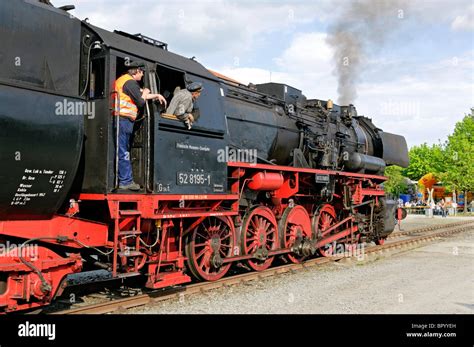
[52,0,474,147]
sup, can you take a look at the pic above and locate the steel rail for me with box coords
[51,220,474,314]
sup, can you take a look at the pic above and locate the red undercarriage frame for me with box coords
[0,162,386,312]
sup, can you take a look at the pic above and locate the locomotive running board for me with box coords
[227,161,387,181]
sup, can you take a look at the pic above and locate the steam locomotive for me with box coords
[0,0,408,312]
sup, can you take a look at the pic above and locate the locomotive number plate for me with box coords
[315,174,330,183]
[177,172,212,186]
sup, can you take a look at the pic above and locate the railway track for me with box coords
[50,220,474,315]
[388,219,474,239]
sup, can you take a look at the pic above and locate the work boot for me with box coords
[119,182,141,191]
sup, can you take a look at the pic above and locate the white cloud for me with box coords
[55,0,330,60]
[215,37,473,148]
[275,32,333,73]
[403,0,473,26]
[451,4,474,31]
[215,32,338,100]
[355,51,474,147]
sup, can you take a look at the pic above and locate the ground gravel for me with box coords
[128,215,474,314]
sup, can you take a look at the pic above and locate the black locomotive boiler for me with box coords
[0,0,408,312]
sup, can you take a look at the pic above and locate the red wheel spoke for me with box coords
[250,218,259,232]
[218,227,227,237]
[248,241,258,252]
[195,247,207,260]
[261,220,269,233]
[247,225,257,236]
[199,253,209,269]
[220,234,231,241]
[196,232,209,240]
[194,242,208,248]
[246,232,255,242]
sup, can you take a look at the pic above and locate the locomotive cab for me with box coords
[77,24,229,196]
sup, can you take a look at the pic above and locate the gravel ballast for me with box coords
[129,216,474,314]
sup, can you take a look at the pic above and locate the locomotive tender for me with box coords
[0,0,408,312]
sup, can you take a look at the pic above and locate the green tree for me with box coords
[384,165,408,196]
[443,110,474,212]
[403,143,447,181]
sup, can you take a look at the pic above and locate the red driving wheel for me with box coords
[313,204,338,257]
[185,216,234,281]
[241,206,278,271]
[280,205,313,263]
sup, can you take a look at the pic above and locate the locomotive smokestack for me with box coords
[326,0,408,105]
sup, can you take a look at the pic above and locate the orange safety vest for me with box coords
[113,74,138,120]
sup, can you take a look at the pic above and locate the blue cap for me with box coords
[128,61,146,69]
[186,82,203,92]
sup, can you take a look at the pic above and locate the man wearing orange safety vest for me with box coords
[114,61,167,191]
